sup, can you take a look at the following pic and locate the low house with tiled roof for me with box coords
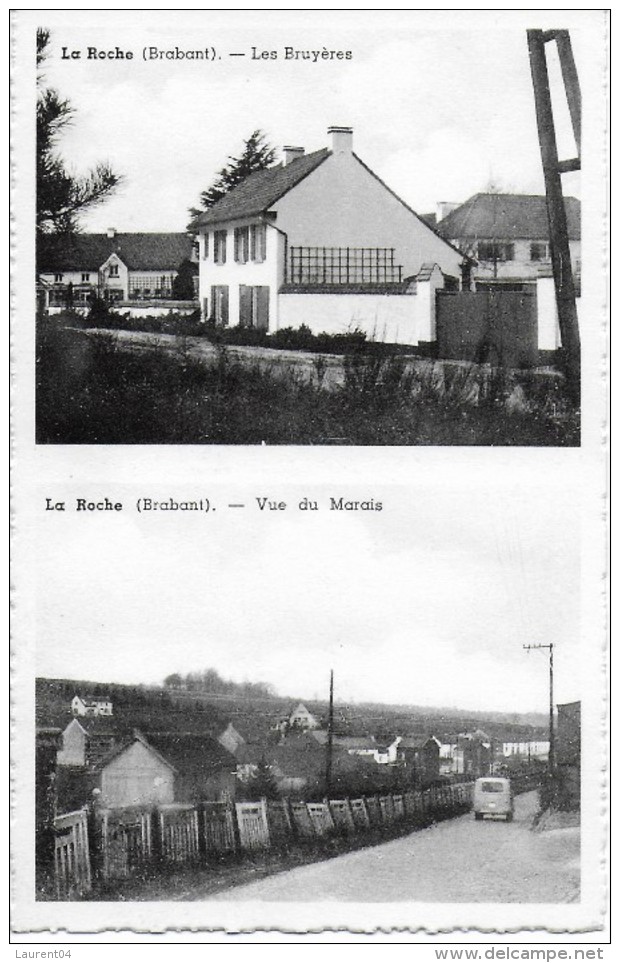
[436,193,581,289]
[38,230,198,311]
[145,732,238,803]
[190,126,467,347]
[55,730,177,811]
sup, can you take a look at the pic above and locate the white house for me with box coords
[93,732,176,809]
[501,740,550,760]
[288,703,320,731]
[436,193,581,289]
[191,127,466,347]
[56,718,89,767]
[71,693,113,718]
[38,231,198,310]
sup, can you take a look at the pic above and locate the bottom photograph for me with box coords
[32,482,582,909]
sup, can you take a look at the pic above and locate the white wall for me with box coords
[56,721,87,767]
[40,271,95,286]
[198,221,280,326]
[278,292,421,345]
[459,239,581,282]
[274,151,464,281]
[100,742,174,808]
[536,276,581,352]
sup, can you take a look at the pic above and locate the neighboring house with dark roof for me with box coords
[146,733,238,803]
[37,230,198,308]
[436,193,581,288]
[190,127,466,341]
[396,736,441,786]
[55,731,177,811]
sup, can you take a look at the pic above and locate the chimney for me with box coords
[282,146,305,166]
[106,227,117,238]
[436,202,459,223]
[328,126,353,155]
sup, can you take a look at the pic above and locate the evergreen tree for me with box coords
[251,757,280,800]
[189,130,276,219]
[36,29,122,237]
[171,259,197,300]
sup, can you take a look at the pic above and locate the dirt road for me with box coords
[202,793,579,903]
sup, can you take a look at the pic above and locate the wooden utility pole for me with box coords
[523,643,555,772]
[325,669,334,797]
[527,29,581,402]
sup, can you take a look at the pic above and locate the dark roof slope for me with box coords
[190,149,330,228]
[146,732,237,777]
[437,193,581,241]
[38,233,195,272]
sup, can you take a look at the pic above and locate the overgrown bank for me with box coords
[36,322,580,446]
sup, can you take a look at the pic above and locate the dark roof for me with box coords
[437,193,581,241]
[190,149,330,228]
[38,233,195,272]
[399,736,439,750]
[146,732,237,777]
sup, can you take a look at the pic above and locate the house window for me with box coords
[201,233,209,260]
[214,230,227,264]
[54,273,63,282]
[234,227,250,264]
[477,241,514,262]
[210,284,229,325]
[81,273,90,282]
[530,241,550,261]
[109,263,119,277]
[239,285,269,331]
[250,224,266,262]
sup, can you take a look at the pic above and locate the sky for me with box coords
[35,475,582,716]
[37,13,583,234]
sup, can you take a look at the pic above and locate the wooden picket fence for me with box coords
[158,804,199,863]
[235,799,270,851]
[53,809,91,899]
[51,782,474,898]
[201,801,236,854]
[98,807,152,880]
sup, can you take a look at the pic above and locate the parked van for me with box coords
[473,777,513,821]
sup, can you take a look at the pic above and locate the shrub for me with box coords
[36,323,580,446]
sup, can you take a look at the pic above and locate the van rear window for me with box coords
[480,781,504,793]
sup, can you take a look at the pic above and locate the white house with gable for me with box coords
[71,693,113,718]
[191,127,467,348]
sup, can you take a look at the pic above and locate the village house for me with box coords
[436,193,581,289]
[71,693,113,718]
[37,231,198,312]
[452,730,493,777]
[191,126,466,347]
[272,703,321,735]
[500,739,550,761]
[396,736,441,786]
[91,731,176,809]
[146,733,238,803]
[56,717,116,768]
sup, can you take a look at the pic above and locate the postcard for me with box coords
[11,7,609,941]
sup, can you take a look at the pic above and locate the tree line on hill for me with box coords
[163,668,278,700]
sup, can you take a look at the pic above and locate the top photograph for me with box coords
[33,15,592,446]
